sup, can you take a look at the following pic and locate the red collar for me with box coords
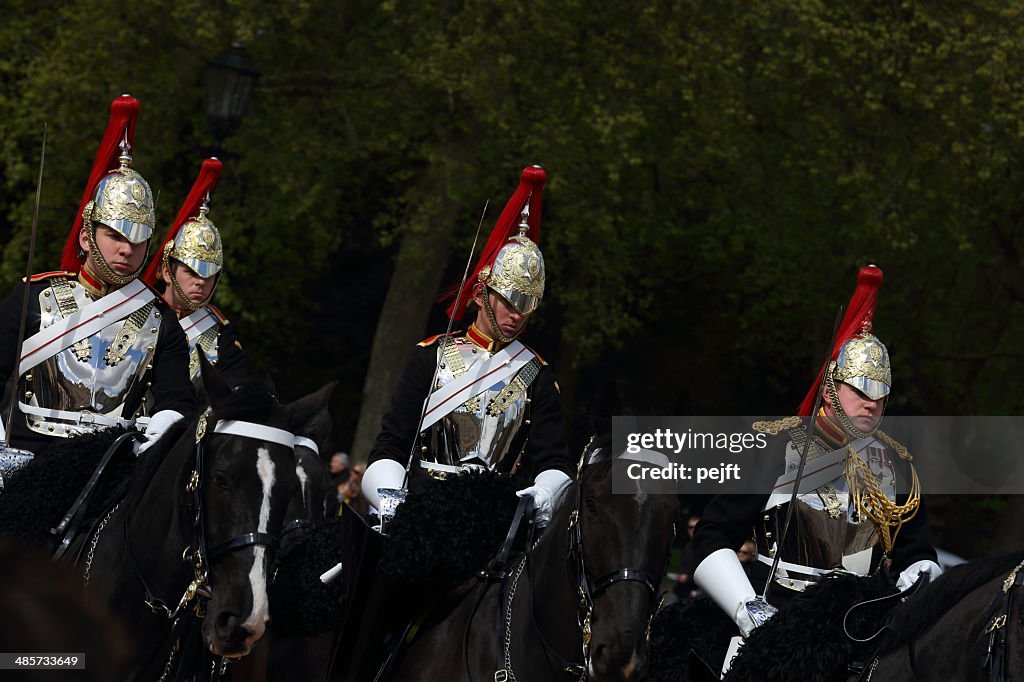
[814,410,849,448]
[466,323,501,352]
[77,265,110,298]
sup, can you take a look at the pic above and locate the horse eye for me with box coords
[213,472,231,490]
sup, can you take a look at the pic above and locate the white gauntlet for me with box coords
[134,410,184,455]
[516,469,572,528]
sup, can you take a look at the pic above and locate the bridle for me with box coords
[489,449,673,681]
[119,408,309,679]
[567,467,670,677]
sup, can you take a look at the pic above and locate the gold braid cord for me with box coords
[844,434,920,554]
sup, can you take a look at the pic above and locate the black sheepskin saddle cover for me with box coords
[646,597,737,682]
[644,572,898,682]
[725,572,897,682]
[268,517,347,636]
[0,428,136,549]
[380,469,523,588]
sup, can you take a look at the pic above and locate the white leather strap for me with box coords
[764,436,878,509]
[18,402,133,428]
[421,341,533,431]
[212,419,297,451]
[755,552,835,578]
[293,436,318,454]
[179,308,217,344]
[19,279,153,375]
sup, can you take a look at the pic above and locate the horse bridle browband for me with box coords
[123,409,304,621]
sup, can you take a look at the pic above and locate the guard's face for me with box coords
[162,261,216,307]
[79,224,148,277]
[825,382,884,433]
[473,285,528,339]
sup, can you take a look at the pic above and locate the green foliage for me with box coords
[0,0,1020,423]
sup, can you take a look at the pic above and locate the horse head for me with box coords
[193,361,333,657]
[575,447,679,682]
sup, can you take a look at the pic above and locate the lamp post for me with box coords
[204,43,259,153]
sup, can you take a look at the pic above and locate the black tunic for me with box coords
[369,341,575,481]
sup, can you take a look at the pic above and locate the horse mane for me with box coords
[121,419,191,514]
[208,380,277,424]
[880,551,1024,653]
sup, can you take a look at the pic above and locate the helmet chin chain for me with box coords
[481,289,526,344]
[83,217,145,286]
[824,365,880,439]
[163,248,215,313]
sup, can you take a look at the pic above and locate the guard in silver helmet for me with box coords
[364,165,574,529]
[0,95,195,456]
[691,266,939,656]
[142,158,248,389]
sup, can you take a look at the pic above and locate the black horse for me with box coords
[231,382,337,682]
[387,446,679,682]
[651,552,1024,682]
[865,552,1024,681]
[75,365,333,680]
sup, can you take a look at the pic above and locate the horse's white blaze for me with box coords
[295,461,308,508]
[242,447,274,643]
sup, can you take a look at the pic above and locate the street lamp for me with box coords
[204,43,259,151]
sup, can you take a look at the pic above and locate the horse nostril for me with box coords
[214,610,244,640]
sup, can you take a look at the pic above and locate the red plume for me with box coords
[444,165,547,321]
[142,158,223,286]
[60,95,141,273]
[797,265,884,416]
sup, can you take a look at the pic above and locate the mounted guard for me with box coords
[331,165,575,682]
[363,164,574,524]
[0,95,195,456]
[692,266,940,651]
[142,157,248,389]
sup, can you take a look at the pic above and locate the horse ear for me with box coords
[199,354,233,406]
[286,381,336,451]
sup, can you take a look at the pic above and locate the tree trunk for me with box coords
[349,191,458,463]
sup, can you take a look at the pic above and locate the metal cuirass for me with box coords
[187,323,221,384]
[758,434,898,589]
[20,277,159,438]
[423,337,540,472]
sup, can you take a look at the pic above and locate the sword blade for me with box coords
[5,124,47,447]
[404,199,490,481]
[762,303,844,601]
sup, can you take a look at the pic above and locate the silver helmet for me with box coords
[478,203,545,316]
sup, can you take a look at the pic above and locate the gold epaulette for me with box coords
[417,331,463,347]
[751,416,802,435]
[24,270,76,283]
[207,304,230,326]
